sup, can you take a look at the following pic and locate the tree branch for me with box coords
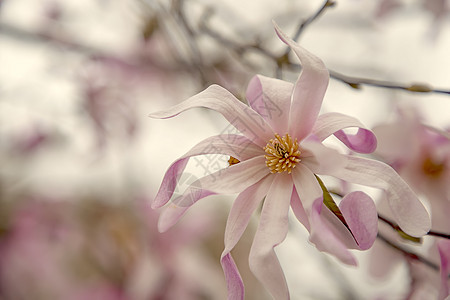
[378,214,450,240]
[329,70,450,95]
[376,232,440,272]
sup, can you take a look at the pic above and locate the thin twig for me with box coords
[379,214,450,239]
[198,10,277,61]
[425,230,450,239]
[198,9,450,95]
[284,0,336,51]
[329,70,450,95]
[172,0,208,85]
[377,233,440,272]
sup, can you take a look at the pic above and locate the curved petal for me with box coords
[221,254,243,300]
[309,198,358,266]
[325,156,431,237]
[291,163,323,211]
[249,174,293,300]
[273,22,329,141]
[372,123,414,162]
[158,156,269,232]
[221,176,274,300]
[313,112,377,153]
[300,140,348,175]
[339,191,378,250]
[149,84,273,146]
[152,134,263,209]
[438,239,450,300]
[246,75,293,134]
[290,186,310,231]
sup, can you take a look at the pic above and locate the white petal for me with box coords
[246,75,292,134]
[153,134,263,209]
[326,156,431,237]
[249,174,293,299]
[273,21,329,141]
[149,84,274,146]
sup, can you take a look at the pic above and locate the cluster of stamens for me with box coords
[264,133,301,174]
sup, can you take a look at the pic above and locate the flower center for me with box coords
[422,156,445,178]
[264,133,301,174]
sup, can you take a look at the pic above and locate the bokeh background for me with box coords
[0,0,449,299]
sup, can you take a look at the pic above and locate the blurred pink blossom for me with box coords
[0,195,225,300]
[371,106,450,299]
[373,106,450,232]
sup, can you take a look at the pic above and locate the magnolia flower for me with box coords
[373,106,450,231]
[149,23,431,299]
[370,107,449,299]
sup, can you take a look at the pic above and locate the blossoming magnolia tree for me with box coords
[149,22,431,299]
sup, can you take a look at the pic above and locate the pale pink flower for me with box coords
[150,23,431,299]
[373,106,450,232]
[372,107,450,299]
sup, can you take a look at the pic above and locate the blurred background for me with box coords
[0,0,449,299]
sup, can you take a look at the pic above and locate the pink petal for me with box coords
[372,123,414,162]
[326,156,431,237]
[158,156,269,232]
[300,139,348,175]
[290,186,310,231]
[221,254,244,300]
[291,163,323,210]
[339,191,378,250]
[221,176,274,300]
[313,112,377,153]
[152,134,263,209]
[438,239,450,300]
[149,84,273,146]
[249,174,293,299]
[246,75,293,134]
[273,21,329,141]
[309,198,358,266]
[223,176,274,253]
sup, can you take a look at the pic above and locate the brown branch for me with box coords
[379,214,450,240]
[198,8,450,95]
[283,0,336,51]
[329,70,450,95]
[376,232,440,272]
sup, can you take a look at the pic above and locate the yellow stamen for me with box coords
[264,133,301,174]
[228,156,240,166]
